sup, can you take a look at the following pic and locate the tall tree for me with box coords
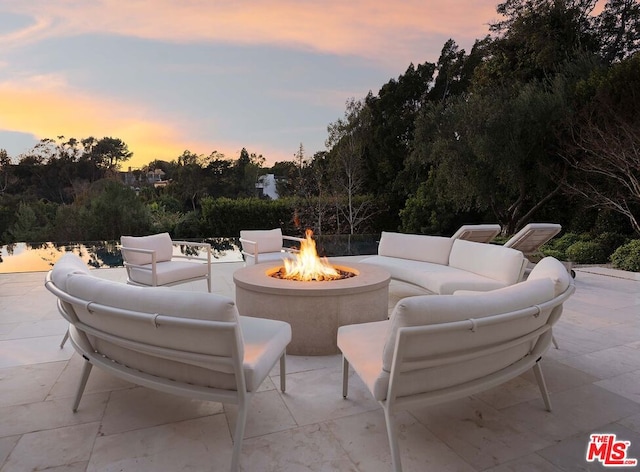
[562,54,640,234]
[596,0,640,63]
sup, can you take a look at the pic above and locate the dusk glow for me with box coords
[2,1,502,167]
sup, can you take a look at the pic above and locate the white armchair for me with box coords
[239,228,303,265]
[120,232,212,292]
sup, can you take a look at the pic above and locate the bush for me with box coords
[611,240,640,272]
[566,240,609,264]
[541,232,582,260]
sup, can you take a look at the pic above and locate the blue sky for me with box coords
[0,0,502,168]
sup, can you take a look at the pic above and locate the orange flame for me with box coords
[282,229,341,281]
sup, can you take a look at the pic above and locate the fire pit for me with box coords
[233,231,390,355]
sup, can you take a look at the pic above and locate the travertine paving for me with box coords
[1,258,639,471]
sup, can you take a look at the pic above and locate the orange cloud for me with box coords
[0,77,293,168]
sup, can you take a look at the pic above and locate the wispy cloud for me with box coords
[2,0,496,67]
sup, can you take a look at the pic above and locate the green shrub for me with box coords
[595,232,629,258]
[541,232,581,260]
[566,240,609,264]
[611,240,640,272]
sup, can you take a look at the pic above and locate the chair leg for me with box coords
[279,353,286,393]
[230,402,248,472]
[60,329,69,348]
[383,405,403,472]
[552,335,559,349]
[72,359,93,412]
[342,356,349,399]
[533,361,552,412]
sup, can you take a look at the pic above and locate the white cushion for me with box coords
[528,256,571,297]
[361,256,507,294]
[337,320,390,401]
[51,253,90,290]
[240,229,283,254]
[127,260,208,286]
[382,277,555,371]
[121,233,174,265]
[378,232,454,265]
[240,316,292,391]
[449,239,525,285]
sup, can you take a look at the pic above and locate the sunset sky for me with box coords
[0,0,506,169]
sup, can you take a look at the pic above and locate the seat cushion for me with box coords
[360,256,506,294]
[337,320,390,401]
[121,233,174,265]
[128,260,208,286]
[240,316,292,391]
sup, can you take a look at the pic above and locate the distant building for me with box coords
[146,168,168,188]
[120,167,169,189]
[255,174,279,199]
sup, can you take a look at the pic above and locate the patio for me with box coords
[1,257,639,471]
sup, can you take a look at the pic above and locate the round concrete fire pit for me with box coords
[233,261,390,355]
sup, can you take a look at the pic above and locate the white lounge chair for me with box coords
[450,224,501,243]
[239,228,303,265]
[503,223,562,258]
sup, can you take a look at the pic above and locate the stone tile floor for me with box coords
[0,258,639,471]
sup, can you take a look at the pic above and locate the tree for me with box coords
[414,79,570,234]
[361,61,436,229]
[485,0,600,83]
[596,0,640,63]
[88,137,133,170]
[326,99,377,234]
[0,149,14,194]
[562,54,640,234]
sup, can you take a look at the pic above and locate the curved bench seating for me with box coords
[45,253,291,472]
[339,256,575,472]
[361,232,527,294]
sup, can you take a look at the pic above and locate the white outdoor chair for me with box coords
[338,257,574,472]
[504,223,562,259]
[239,228,303,265]
[120,232,212,291]
[45,253,292,472]
[450,224,501,243]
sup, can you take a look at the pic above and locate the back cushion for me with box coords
[528,256,571,296]
[449,239,524,284]
[382,277,555,371]
[65,274,242,357]
[240,228,283,253]
[121,233,173,265]
[378,232,454,265]
[51,253,90,290]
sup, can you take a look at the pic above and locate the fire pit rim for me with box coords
[233,261,390,297]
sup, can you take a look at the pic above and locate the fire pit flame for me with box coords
[278,229,346,281]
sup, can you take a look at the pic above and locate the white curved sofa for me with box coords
[45,253,291,472]
[338,256,575,472]
[360,231,527,294]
